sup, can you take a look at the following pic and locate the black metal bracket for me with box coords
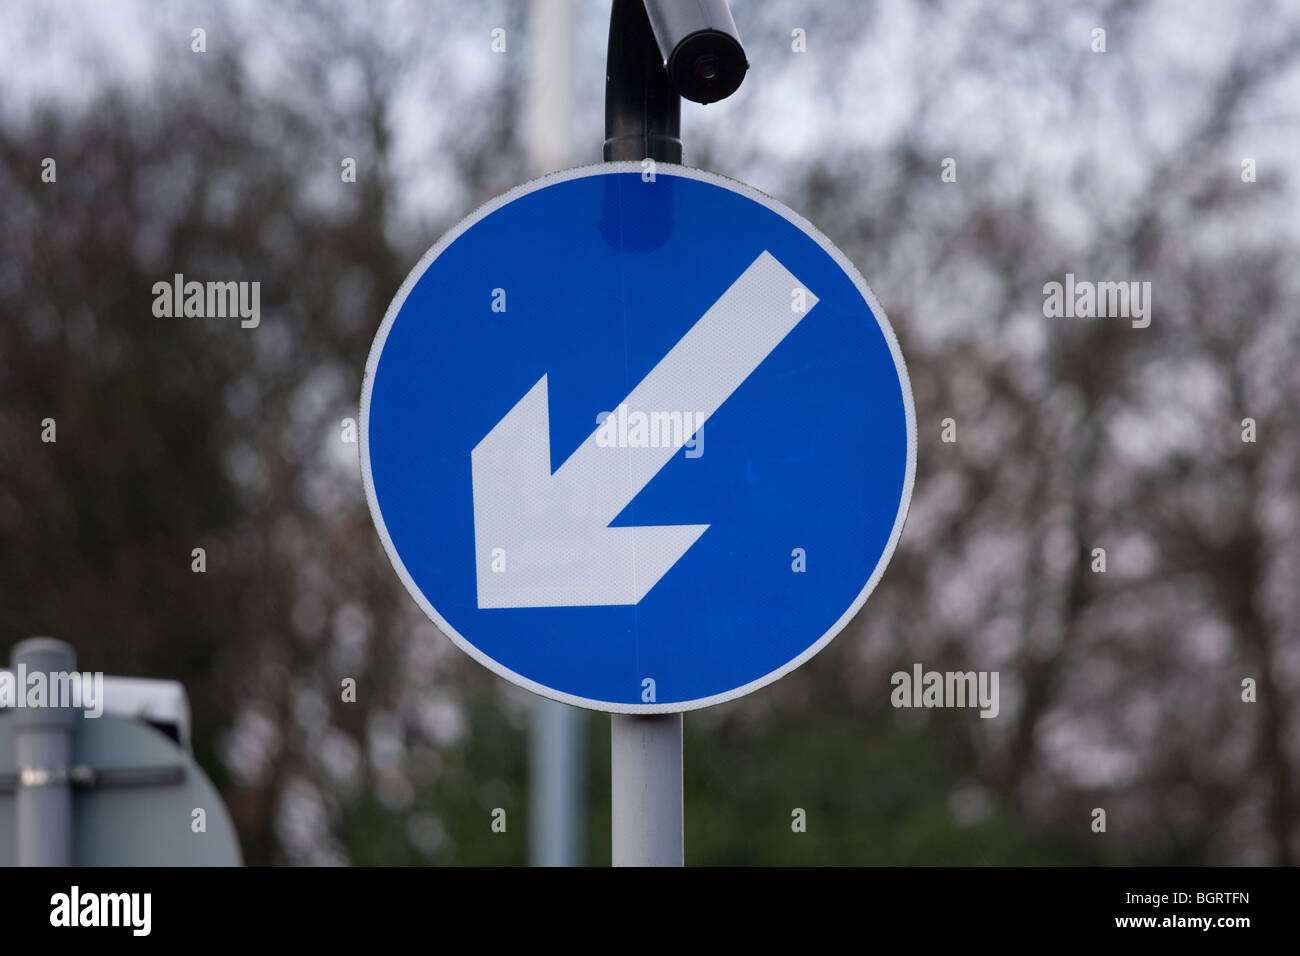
[603,0,748,164]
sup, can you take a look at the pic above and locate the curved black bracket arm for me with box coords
[603,0,748,164]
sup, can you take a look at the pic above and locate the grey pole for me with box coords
[611,713,683,866]
[530,700,585,865]
[601,0,746,868]
[604,0,687,869]
[526,0,586,869]
[11,636,78,866]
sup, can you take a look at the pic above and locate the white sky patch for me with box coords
[5,0,1297,240]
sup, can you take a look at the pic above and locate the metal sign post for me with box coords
[10,637,76,866]
[604,0,682,869]
[602,0,747,870]
[527,0,585,870]
[610,712,683,866]
[0,637,243,866]
[360,0,913,870]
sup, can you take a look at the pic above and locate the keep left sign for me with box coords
[361,163,915,713]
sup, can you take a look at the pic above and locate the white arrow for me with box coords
[472,250,819,608]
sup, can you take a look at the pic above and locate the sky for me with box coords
[5,0,1297,227]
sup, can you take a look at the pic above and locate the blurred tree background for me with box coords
[1,0,1297,865]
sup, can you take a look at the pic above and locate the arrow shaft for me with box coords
[557,250,817,524]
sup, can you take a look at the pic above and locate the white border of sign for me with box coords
[360,162,917,714]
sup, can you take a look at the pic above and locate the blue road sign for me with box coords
[362,163,915,713]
